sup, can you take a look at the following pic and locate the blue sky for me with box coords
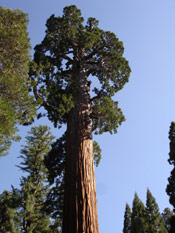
[1,0,175,232]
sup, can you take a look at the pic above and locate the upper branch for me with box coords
[83,43,105,61]
[62,55,73,63]
[33,85,54,113]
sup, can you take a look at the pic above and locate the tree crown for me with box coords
[30,5,131,134]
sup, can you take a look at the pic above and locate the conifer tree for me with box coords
[162,208,175,233]
[30,5,131,232]
[0,7,36,156]
[17,125,59,232]
[166,122,175,211]
[123,203,131,233]
[146,189,168,233]
[130,193,147,233]
[0,126,62,232]
[0,188,20,233]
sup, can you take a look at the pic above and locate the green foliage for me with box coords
[0,7,36,156]
[0,189,20,233]
[0,126,60,232]
[17,125,58,232]
[92,97,125,134]
[93,141,102,166]
[131,193,147,233]
[166,122,175,211]
[146,189,168,233]
[30,5,131,133]
[124,191,168,233]
[162,208,175,233]
[123,203,131,233]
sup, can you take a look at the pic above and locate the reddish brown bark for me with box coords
[62,71,99,233]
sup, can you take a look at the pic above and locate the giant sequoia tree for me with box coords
[30,5,131,232]
[0,7,36,156]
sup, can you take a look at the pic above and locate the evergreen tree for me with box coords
[146,189,168,233]
[162,208,175,233]
[0,188,20,233]
[123,203,131,233]
[17,125,59,233]
[30,5,131,232]
[0,7,36,156]
[131,193,147,233]
[166,122,175,211]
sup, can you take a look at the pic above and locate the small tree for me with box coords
[0,7,36,156]
[17,125,58,233]
[131,193,147,233]
[146,189,167,233]
[123,203,131,233]
[30,5,131,232]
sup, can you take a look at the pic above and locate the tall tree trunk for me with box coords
[62,70,99,233]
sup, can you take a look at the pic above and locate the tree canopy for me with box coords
[30,5,131,134]
[0,7,36,156]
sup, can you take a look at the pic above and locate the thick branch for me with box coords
[60,69,72,76]
[62,55,73,63]
[33,86,54,112]
[83,44,105,61]
[90,90,103,102]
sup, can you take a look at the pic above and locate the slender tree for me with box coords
[146,189,168,233]
[165,121,175,233]
[123,203,131,233]
[131,193,147,233]
[0,7,36,156]
[17,125,58,233]
[30,5,131,232]
[166,122,175,211]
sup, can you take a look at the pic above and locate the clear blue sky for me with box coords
[1,0,175,232]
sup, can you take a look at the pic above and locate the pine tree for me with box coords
[146,189,168,233]
[17,125,58,232]
[131,193,147,233]
[30,5,131,232]
[123,203,131,233]
[0,7,36,156]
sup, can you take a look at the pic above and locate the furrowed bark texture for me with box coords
[62,70,99,233]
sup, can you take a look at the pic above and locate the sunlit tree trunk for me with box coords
[62,69,99,233]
